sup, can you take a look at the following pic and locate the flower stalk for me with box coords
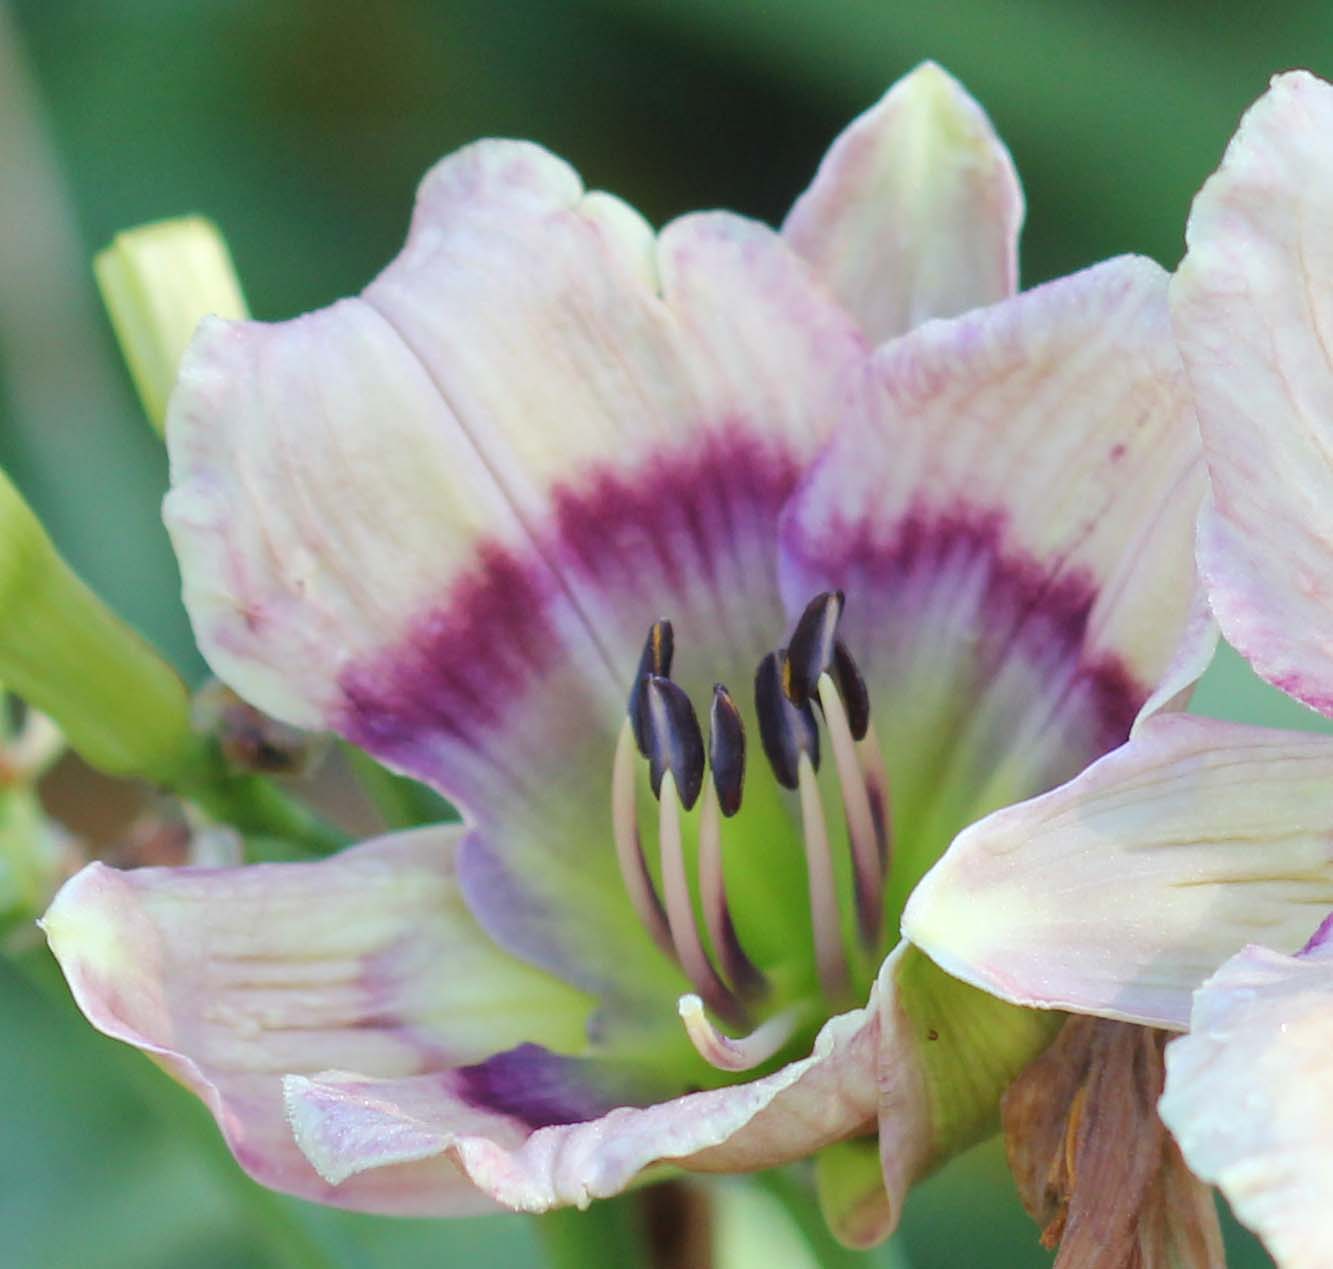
[0,465,198,782]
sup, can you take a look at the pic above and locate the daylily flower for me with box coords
[41,62,1211,1242]
[903,70,1333,1267]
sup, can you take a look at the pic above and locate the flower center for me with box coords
[610,592,891,1073]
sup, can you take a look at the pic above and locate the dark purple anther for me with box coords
[644,675,705,810]
[832,640,871,741]
[783,591,844,706]
[628,619,674,755]
[755,650,820,790]
[708,684,746,817]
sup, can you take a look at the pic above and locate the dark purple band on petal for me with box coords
[340,542,560,762]
[334,427,805,993]
[549,424,800,593]
[783,502,1144,756]
[334,426,802,804]
[452,1043,654,1130]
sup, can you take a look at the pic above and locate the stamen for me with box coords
[644,676,705,810]
[611,718,675,961]
[755,650,820,788]
[678,993,809,1073]
[817,671,884,949]
[708,683,745,817]
[702,685,766,996]
[659,770,745,1026]
[628,620,674,755]
[796,751,848,1001]
[832,640,870,741]
[699,779,767,999]
[783,590,845,706]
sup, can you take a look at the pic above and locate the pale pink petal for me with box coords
[1159,927,1333,1269]
[165,140,865,986]
[284,966,888,1213]
[781,257,1207,906]
[40,827,594,1214]
[784,61,1022,343]
[905,713,1333,1028]
[1172,71,1333,714]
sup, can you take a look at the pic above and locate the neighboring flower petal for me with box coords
[1159,925,1333,1269]
[165,140,865,986]
[1172,71,1333,714]
[39,827,595,1213]
[783,60,1022,344]
[781,256,1206,907]
[904,713,1333,1028]
[283,969,887,1215]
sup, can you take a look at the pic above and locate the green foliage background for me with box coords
[2,2,1331,1265]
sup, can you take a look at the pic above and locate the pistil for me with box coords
[678,993,810,1073]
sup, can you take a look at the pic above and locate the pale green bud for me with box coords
[94,216,248,433]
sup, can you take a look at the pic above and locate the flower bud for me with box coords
[94,216,247,433]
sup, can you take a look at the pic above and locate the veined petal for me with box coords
[165,140,865,989]
[1172,71,1333,714]
[284,969,886,1216]
[1159,929,1333,1269]
[40,827,594,1213]
[781,257,1207,915]
[783,61,1022,343]
[905,713,1333,1029]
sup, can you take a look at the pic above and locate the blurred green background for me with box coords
[2,1,1331,1265]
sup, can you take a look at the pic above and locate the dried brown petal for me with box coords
[1003,1015,1223,1268]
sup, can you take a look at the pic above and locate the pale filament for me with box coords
[678,993,810,1073]
[658,771,745,1026]
[817,672,883,949]
[859,720,892,871]
[796,751,849,1001]
[611,719,675,962]
[698,782,767,999]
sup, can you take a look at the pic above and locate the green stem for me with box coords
[755,1168,878,1269]
[0,466,195,783]
[534,1198,649,1269]
[184,767,348,857]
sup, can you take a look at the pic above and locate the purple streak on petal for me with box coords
[782,501,1144,754]
[1299,912,1333,958]
[452,1043,650,1130]
[1264,673,1333,719]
